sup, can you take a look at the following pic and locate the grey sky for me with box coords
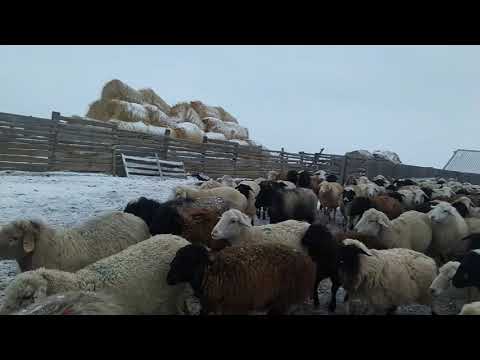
[1,45,478,168]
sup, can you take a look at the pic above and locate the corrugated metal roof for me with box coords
[444,149,480,174]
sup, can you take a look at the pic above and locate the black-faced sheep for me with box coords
[0,235,193,315]
[452,250,480,290]
[166,243,316,315]
[255,181,318,224]
[297,170,312,188]
[0,212,150,273]
[347,195,403,230]
[338,239,437,315]
[286,170,299,184]
[124,197,221,247]
[301,223,341,311]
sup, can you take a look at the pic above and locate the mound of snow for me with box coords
[205,132,227,141]
[373,150,402,164]
[346,150,374,159]
[110,119,170,137]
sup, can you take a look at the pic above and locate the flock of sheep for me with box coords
[1,169,480,315]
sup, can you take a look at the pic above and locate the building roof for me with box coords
[444,149,480,174]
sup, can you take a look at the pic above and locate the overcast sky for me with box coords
[0,45,478,168]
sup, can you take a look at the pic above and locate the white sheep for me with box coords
[465,217,480,234]
[459,302,480,315]
[354,208,432,253]
[199,179,223,190]
[429,261,480,303]
[267,170,280,181]
[0,234,193,315]
[339,239,438,315]
[357,176,370,185]
[431,187,455,200]
[216,175,237,188]
[428,202,469,262]
[210,209,310,253]
[175,186,248,213]
[0,211,150,272]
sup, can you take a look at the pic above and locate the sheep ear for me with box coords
[238,214,252,227]
[21,220,41,253]
[378,218,390,228]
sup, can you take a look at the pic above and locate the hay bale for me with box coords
[229,139,249,146]
[172,122,204,143]
[169,102,205,131]
[139,88,171,114]
[203,117,249,140]
[190,101,222,119]
[216,106,238,124]
[86,99,149,123]
[205,132,227,141]
[110,119,173,137]
[101,79,143,104]
[143,104,177,128]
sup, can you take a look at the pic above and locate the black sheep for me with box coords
[452,250,480,289]
[421,187,433,199]
[301,223,341,312]
[452,202,469,218]
[235,184,255,225]
[124,197,190,235]
[286,170,298,184]
[326,174,338,183]
[297,170,312,188]
[255,181,317,224]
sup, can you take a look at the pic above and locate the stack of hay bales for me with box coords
[85,79,257,146]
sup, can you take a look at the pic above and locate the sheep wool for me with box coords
[1,235,192,315]
[341,239,437,313]
[0,211,150,273]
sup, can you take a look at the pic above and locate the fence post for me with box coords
[280,147,286,176]
[162,129,170,160]
[300,151,305,169]
[48,111,61,171]
[201,136,208,173]
[232,143,239,177]
[340,155,348,185]
[111,124,118,176]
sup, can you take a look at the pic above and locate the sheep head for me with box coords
[354,208,391,237]
[452,250,480,288]
[0,219,45,260]
[429,261,460,297]
[0,270,50,314]
[210,209,251,250]
[167,244,211,292]
[428,202,459,224]
[338,239,372,291]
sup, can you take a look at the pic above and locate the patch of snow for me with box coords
[205,132,227,141]
[373,150,402,164]
[109,120,170,137]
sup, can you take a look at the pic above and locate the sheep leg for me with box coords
[328,275,341,313]
[313,276,321,308]
[385,306,398,315]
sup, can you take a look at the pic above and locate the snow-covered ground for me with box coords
[0,171,467,314]
[0,171,196,305]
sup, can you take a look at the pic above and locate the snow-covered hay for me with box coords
[139,88,171,114]
[172,122,204,143]
[203,117,249,140]
[86,99,149,123]
[190,101,222,120]
[217,106,238,124]
[205,132,227,141]
[229,139,249,146]
[109,120,175,138]
[100,79,143,104]
[169,102,205,131]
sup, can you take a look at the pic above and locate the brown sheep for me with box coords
[347,195,404,230]
[166,243,316,315]
[318,182,344,221]
[178,207,220,248]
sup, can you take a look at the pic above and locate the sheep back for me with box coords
[347,248,437,309]
[202,243,316,314]
[34,211,151,272]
